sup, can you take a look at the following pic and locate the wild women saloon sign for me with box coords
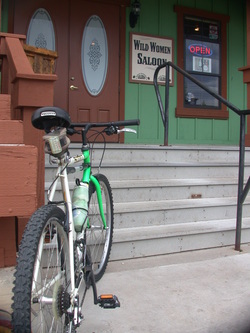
[130,33,174,85]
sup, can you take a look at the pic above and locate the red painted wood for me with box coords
[0,95,11,120]
[0,120,23,143]
[0,145,38,216]
[0,217,16,267]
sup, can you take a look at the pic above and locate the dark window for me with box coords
[184,17,221,109]
[174,6,229,119]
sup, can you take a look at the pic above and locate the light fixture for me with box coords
[194,24,200,32]
[129,0,141,28]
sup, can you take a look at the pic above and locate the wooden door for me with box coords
[12,0,124,142]
[69,1,120,127]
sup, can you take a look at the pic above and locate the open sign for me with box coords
[189,44,213,56]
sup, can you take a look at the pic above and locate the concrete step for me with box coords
[110,218,250,260]
[45,177,240,203]
[44,144,250,260]
[45,162,249,182]
[111,178,240,202]
[65,143,250,164]
[113,196,250,229]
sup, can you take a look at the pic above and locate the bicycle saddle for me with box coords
[32,106,71,132]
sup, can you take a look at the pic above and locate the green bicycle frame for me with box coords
[81,149,107,229]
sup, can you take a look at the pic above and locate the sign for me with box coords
[188,44,213,56]
[130,33,174,86]
[193,56,212,73]
[187,43,213,73]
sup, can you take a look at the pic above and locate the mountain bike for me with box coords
[11,106,140,332]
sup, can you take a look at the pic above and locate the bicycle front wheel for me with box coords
[12,205,72,333]
[88,174,114,282]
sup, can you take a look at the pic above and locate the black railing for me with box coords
[154,61,250,251]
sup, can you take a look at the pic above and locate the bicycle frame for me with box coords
[46,146,107,322]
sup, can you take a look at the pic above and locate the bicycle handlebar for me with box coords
[69,119,140,129]
[67,119,140,144]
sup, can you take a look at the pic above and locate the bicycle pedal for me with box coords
[97,294,120,309]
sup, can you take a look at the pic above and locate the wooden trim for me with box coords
[175,107,229,119]
[119,5,126,142]
[247,0,250,66]
[174,5,230,23]
[174,6,229,119]
[85,0,130,6]
[0,0,2,32]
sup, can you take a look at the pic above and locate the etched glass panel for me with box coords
[27,8,55,51]
[82,16,108,96]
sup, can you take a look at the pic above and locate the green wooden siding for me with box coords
[124,0,247,145]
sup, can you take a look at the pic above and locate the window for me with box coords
[174,6,229,119]
[81,15,108,96]
[26,8,55,51]
[184,17,220,108]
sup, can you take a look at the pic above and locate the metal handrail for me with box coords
[153,61,250,251]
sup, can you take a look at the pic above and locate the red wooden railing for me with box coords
[0,33,57,266]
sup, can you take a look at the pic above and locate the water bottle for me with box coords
[72,182,89,232]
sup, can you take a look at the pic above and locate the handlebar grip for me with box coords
[69,119,140,131]
[112,119,140,127]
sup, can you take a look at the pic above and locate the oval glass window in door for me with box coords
[26,8,55,51]
[81,15,108,96]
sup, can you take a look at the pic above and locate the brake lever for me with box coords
[67,127,80,136]
[105,125,117,136]
[117,128,137,134]
[105,126,137,135]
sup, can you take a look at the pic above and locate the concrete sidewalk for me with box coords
[1,245,250,332]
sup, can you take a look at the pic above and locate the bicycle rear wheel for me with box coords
[88,174,114,282]
[12,205,72,333]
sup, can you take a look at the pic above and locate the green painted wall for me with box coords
[124,0,247,145]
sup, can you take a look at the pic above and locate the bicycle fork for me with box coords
[89,174,107,228]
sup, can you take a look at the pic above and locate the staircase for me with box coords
[45,144,250,261]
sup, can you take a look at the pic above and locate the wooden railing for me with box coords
[0,33,57,266]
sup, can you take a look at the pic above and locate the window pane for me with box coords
[185,39,220,74]
[184,17,220,41]
[184,75,219,108]
[81,15,108,96]
[27,8,55,51]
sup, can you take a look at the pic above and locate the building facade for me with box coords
[1,0,248,146]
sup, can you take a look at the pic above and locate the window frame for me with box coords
[174,6,230,119]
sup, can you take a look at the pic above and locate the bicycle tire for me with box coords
[88,173,114,282]
[12,205,73,333]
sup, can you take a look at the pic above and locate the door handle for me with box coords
[70,85,79,91]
